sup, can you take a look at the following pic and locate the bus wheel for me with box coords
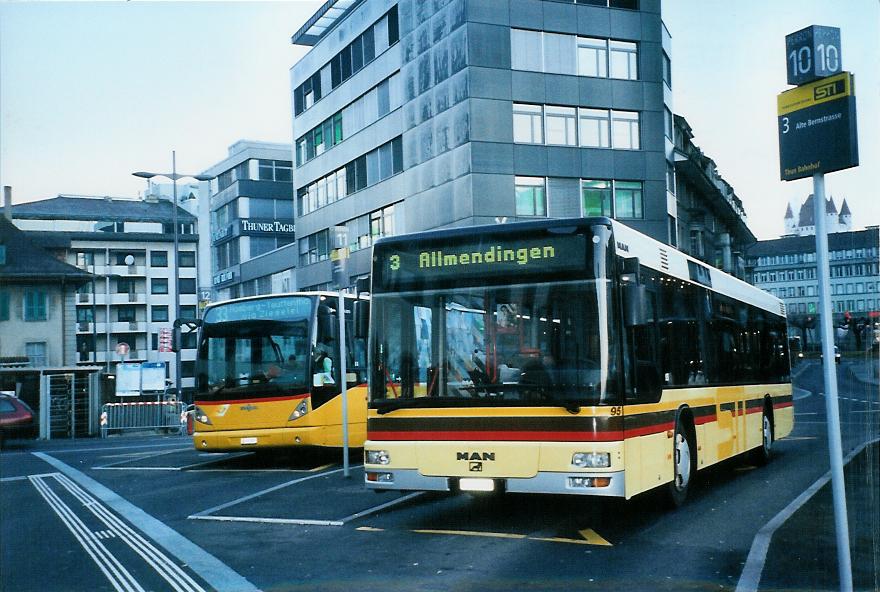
[666,419,694,508]
[750,407,773,466]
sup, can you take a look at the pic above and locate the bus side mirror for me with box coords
[172,318,202,352]
[318,305,338,343]
[171,327,181,352]
[355,277,371,295]
[353,300,369,339]
[623,283,647,327]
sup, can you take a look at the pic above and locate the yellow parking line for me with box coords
[577,528,612,546]
[413,529,526,540]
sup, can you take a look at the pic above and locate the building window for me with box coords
[515,177,547,217]
[513,103,543,144]
[611,110,640,149]
[544,106,577,146]
[581,180,613,217]
[578,108,611,148]
[76,308,94,322]
[181,361,196,378]
[180,305,198,320]
[298,230,330,267]
[664,107,673,139]
[25,342,47,367]
[24,290,48,321]
[151,306,169,322]
[511,29,543,72]
[0,290,9,321]
[179,278,197,294]
[543,32,577,75]
[150,251,168,267]
[117,306,136,323]
[577,37,607,78]
[609,40,638,80]
[614,181,643,219]
[151,278,168,295]
[580,180,643,219]
[76,251,94,266]
[662,51,672,87]
[666,163,676,194]
[178,251,196,268]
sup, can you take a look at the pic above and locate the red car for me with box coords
[0,394,36,447]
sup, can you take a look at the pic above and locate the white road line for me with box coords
[30,475,145,592]
[91,447,201,470]
[32,452,259,592]
[189,466,351,517]
[736,436,880,592]
[190,515,345,527]
[54,472,207,592]
[1,472,58,483]
[337,492,425,524]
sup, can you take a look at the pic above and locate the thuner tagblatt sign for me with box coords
[777,72,858,181]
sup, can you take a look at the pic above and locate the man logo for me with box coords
[456,451,495,461]
[240,404,258,412]
[469,462,483,472]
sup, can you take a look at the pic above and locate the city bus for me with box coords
[363,218,792,505]
[186,292,369,452]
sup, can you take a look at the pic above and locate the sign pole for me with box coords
[812,172,853,591]
[339,289,349,478]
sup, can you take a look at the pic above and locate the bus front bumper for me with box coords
[364,468,626,497]
[193,426,325,451]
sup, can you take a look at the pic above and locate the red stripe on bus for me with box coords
[368,430,626,442]
[694,414,718,425]
[195,393,310,406]
[624,422,675,438]
[773,401,793,410]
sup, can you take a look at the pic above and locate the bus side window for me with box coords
[628,272,661,404]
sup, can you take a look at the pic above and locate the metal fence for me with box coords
[100,401,188,437]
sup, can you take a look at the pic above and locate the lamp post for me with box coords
[134,151,213,401]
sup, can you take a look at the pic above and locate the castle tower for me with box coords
[838,199,852,231]
[784,203,795,234]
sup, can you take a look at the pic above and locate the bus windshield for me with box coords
[370,279,621,410]
[196,296,314,401]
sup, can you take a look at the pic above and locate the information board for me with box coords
[141,362,167,393]
[116,363,142,397]
[777,72,858,181]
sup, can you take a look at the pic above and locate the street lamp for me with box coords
[133,150,213,401]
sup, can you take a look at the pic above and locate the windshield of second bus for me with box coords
[370,280,621,408]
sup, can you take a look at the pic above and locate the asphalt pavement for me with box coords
[756,358,880,592]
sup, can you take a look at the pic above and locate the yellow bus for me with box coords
[364,218,792,505]
[186,292,369,452]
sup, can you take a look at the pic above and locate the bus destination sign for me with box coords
[777,71,858,181]
[206,296,313,323]
[376,234,588,289]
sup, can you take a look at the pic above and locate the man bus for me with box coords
[363,218,792,505]
[186,292,368,452]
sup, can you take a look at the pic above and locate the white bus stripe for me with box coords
[30,476,144,592]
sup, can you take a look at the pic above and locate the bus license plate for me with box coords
[240,437,258,445]
[459,478,495,492]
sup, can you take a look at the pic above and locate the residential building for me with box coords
[672,115,754,279]
[0,216,93,368]
[290,0,677,290]
[201,141,296,301]
[10,195,200,391]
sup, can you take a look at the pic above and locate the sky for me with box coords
[1,0,877,240]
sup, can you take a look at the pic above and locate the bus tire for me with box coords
[750,405,774,466]
[666,416,695,508]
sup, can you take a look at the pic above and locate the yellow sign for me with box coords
[777,72,853,116]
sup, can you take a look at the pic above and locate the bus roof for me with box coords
[201,291,363,315]
[372,217,784,319]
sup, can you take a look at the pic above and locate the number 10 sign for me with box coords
[785,25,842,86]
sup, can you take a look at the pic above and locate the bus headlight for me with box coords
[366,450,390,465]
[194,406,212,426]
[288,400,309,420]
[571,452,610,468]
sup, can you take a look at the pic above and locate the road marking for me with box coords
[783,436,818,441]
[1,472,58,483]
[413,529,527,540]
[736,436,880,592]
[30,474,145,592]
[356,526,385,532]
[32,452,258,592]
[577,528,613,546]
[189,515,345,527]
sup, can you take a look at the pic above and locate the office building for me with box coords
[290,0,678,289]
[201,141,296,301]
[10,195,200,391]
